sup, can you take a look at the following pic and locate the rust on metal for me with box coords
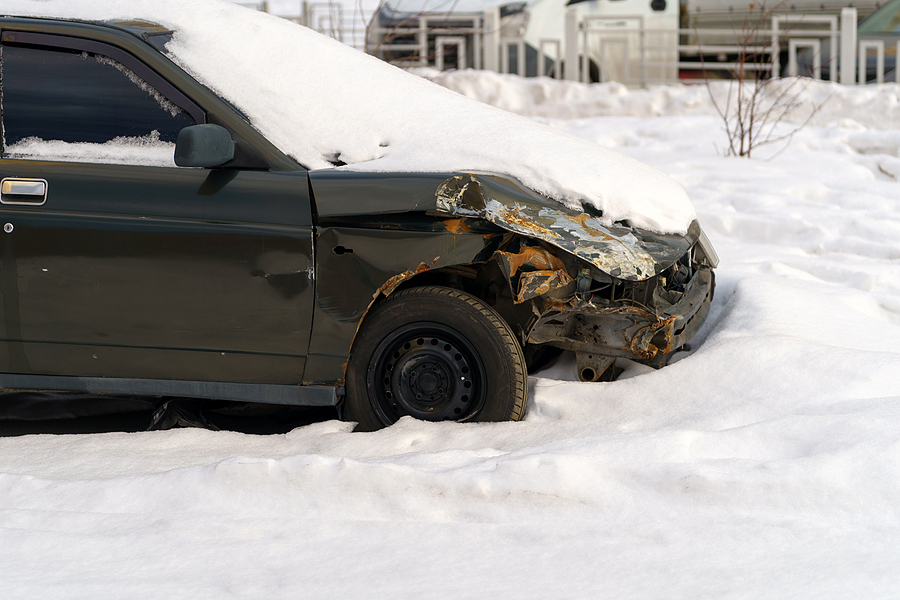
[629,315,676,359]
[496,245,565,277]
[529,297,676,360]
[375,261,431,298]
[491,204,558,238]
[540,296,574,313]
[442,218,470,234]
[569,213,605,237]
[493,243,574,304]
[515,269,573,304]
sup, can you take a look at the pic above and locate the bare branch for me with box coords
[706,1,830,158]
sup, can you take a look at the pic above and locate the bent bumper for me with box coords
[527,266,715,364]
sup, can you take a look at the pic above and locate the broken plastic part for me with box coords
[697,228,720,268]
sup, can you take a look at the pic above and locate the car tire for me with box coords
[344,286,527,431]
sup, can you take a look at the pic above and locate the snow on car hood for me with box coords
[6,0,697,235]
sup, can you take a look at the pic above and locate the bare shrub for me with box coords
[703,3,829,158]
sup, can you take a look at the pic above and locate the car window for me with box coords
[0,44,196,166]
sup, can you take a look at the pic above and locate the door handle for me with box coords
[1,178,48,205]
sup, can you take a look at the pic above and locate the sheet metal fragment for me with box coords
[515,269,573,304]
[375,261,432,298]
[494,244,574,304]
[496,245,565,277]
[436,174,681,281]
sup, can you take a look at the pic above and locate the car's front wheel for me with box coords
[344,286,527,431]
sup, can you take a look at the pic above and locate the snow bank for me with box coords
[423,68,900,128]
[6,0,695,234]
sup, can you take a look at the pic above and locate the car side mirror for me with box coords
[174,124,236,168]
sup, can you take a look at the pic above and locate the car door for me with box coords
[0,31,315,386]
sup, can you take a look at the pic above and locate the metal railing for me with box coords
[239,1,372,51]
[245,3,897,86]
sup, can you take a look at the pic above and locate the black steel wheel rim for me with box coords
[366,322,487,425]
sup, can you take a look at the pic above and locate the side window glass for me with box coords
[0,44,196,167]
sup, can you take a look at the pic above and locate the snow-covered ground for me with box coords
[3,73,900,598]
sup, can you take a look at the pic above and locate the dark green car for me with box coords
[0,15,716,430]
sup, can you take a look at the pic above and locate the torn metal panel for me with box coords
[375,260,435,298]
[437,174,697,282]
[516,269,573,304]
[496,245,565,277]
[435,173,486,216]
[494,243,574,304]
[306,171,717,387]
[529,204,656,280]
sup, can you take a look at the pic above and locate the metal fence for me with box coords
[245,2,896,86]
[238,1,372,51]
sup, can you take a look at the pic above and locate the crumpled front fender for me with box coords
[436,173,699,282]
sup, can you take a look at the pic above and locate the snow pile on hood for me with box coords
[5,0,695,234]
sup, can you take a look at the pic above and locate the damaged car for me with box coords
[0,1,717,431]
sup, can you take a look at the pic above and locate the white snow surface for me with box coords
[2,24,900,600]
[5,133,176,167]
[6,0,695,234]
[421,68,900,127]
